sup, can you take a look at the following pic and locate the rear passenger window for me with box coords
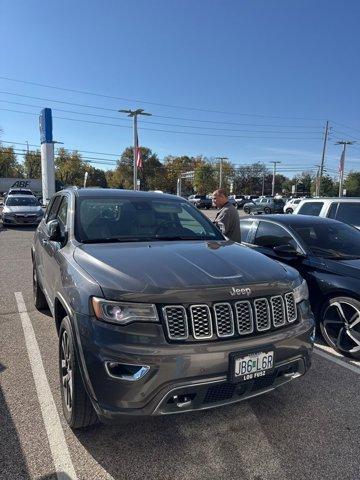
[328,202,360,225]
[298,202,324,216]
[46,196,62,222]
[254,222,297,249]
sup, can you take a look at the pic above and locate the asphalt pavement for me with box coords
[1,215,360,480]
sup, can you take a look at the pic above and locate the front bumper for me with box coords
[2,215,42,225]
[75,303,314,423]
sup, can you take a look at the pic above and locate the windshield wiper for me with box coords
[81,236,155,244]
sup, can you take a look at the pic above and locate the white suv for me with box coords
[293,198,360,229]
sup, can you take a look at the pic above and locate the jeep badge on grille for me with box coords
[230,287,252,297]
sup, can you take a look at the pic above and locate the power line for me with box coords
[0,107,324,140]
[0,97,323,134]
[0,76,325,120]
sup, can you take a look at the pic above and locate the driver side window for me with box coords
[178,207,205,234]
[254,221,297,249]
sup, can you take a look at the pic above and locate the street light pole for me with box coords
[336,140,355,197]
[214,157,228,188]
[318,120,329,196]
[119,108,152,190]
[270,161,281,196]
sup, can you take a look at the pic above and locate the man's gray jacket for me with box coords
[214,201,241,242]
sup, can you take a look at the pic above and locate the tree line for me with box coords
[1,144,360,197]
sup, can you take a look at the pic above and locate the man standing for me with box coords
[212,189,241,242]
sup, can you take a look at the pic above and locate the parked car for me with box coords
[243,197,285,215]
[188,194,212,209]
[228,195,237,207]
[5,188,35,197]
[241,214,360,358]
[293,198,360,230]
[32,188,313,428]
[283,198,303,214]
[233,195,246,209]
[1,195,44,226]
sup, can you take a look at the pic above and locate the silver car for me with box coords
[1,195,44,226]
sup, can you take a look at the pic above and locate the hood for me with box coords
[74,240,298,303]
[4,205,42,213]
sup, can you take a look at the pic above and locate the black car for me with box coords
[241,214,360,358]
[32,189,313,428]
[188,194,212,209]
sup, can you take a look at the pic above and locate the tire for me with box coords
[59,316,98,429]
[33,264,48,310]
[285,208,293,214]
[244,207,250,214]
[264,207,271,214]
[319,296,360,359]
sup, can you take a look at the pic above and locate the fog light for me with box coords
[105,362,150,381]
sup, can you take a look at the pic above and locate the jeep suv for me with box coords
[32,188,314,429]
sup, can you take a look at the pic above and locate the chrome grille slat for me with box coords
[234,300,254,335]
[285,293,297,323]
[254,298,271,332]
[214,303,235,338]
[270,295,286,327]
[162,292,296,341]
[190,305,213,339]
[162,306,189,340]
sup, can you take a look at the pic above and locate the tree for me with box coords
[24,150,41,178]
[344,171,360,196]
[194,162,217,194]
[214,159,235,191]
[86,166,108,188]
[0,145,24,177]
[319,174,338,196]
[233,163,269,195]
[55,148,86,186]
[163,155,198,194]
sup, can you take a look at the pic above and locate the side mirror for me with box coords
[273,244,303,258]
[46,219,63,242]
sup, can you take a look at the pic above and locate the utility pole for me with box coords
[336,140,355,198]
[25,141,30,154]
[270,161,281,196]
[119,108,152,190]
[261,173,265,196]
[318,120,329,196]
[214,157,228,188]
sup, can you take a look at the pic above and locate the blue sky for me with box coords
[1,0,360,178]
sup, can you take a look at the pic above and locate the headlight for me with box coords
[92,297,159,325]
[293,279,309,303]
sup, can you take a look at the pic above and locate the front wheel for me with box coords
[285,208,293,214]
[264,207,271,214]
[320,297,360,359]
[244,207,250,214]
[59,316,98,429]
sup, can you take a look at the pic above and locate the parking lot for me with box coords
[1,216,360,480]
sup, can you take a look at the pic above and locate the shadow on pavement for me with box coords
[0,362,30,480]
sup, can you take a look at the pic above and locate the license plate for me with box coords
[233,351,274,382]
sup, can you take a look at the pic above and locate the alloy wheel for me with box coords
[60,331,73,411]
[322,300,360,355]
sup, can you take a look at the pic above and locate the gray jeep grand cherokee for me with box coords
[32,188,314,429]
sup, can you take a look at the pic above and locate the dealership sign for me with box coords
[0,178,42,192]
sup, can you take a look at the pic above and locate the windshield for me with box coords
[9,190,33,195]
[76,197,224,243]
[6,196,40,207]
[294,222,360,259]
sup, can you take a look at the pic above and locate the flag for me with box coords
[135,131,143,169]
[339,149,345,174]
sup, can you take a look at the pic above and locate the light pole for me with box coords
[214,157,228,188]
[119,108,152,190]
[270,161,281,196]
[336,140,355,197]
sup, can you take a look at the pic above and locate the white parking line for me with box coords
[314,346,360,375]
[14,292,78,480]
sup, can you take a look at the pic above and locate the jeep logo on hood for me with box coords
[230,287,252,297]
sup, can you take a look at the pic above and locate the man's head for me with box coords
[212,188,228,209]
